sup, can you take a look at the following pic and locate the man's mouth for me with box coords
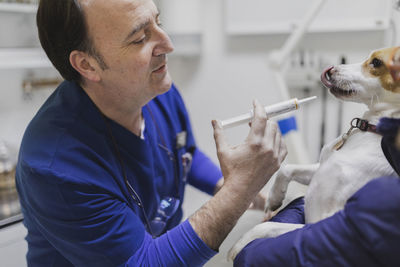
[153,63,167,73]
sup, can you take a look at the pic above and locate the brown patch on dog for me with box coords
[362,48,400,93]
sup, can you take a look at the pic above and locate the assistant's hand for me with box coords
[212,99,287,198]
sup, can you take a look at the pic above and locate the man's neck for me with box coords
[81,84,144,136]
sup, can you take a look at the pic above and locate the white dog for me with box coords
[229,47,400,261]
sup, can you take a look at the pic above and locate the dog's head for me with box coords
[321,47,400,106]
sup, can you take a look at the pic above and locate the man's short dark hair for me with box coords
[37,0,107,84]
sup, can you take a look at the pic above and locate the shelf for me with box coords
[0,48,52,69]
[225,0,391,36]
[226,19,389,36]
[0,3,37,13]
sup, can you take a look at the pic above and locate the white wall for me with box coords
[0,1,399,266]
[167,0,393,163]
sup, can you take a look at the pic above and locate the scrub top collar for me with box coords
[67,81,156,167]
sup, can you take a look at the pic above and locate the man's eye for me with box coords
[132,37,145,44]
[371,58,383,68]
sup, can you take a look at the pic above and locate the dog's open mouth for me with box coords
[321,66,356,97]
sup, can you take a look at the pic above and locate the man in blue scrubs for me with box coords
[16,0,287,266]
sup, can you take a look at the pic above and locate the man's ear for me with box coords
[69,50,101,82]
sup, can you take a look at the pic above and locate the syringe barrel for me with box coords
[220,98,298,129]
[264,98,298,117]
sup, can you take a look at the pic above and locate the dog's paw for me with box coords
[227,239,246,262]
[228,222,306,262]
[263,208,279,222]
[264,197,283,218]
[227,222,272,261]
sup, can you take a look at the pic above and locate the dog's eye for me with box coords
[371,58,383,68]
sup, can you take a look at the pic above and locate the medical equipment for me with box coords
[267,0,328,164]
[0,140,20,220]
[220,96,317,129]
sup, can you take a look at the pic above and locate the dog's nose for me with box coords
[321,66,335,88]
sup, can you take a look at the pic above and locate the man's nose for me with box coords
[153,28,174,57]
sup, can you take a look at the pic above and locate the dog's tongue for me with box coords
[321,66,334,89]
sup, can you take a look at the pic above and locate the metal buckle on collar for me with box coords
[352,118,369,131]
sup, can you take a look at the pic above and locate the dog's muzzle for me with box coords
[320,66,356,97]
[321,66,335,89]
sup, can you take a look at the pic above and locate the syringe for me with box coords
[220,96,317,129]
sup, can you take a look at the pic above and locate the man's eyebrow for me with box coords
[123,13,160,43]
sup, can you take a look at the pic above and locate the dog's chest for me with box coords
[304,131,394,223]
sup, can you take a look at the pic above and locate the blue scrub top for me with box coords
[16,81,221,266]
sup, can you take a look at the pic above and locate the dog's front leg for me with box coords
[290,163,320,185]
[265,163,319,219]
[228,222,304,261]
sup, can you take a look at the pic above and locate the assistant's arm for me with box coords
[234,176,400,267]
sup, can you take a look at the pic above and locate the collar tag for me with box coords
[334,118,378,151]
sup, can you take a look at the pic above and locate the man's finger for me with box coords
[248,99,267,139]
[265,119,278,148]
[212,119,228,152]
[274,125,282,153]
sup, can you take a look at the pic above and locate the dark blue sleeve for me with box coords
[169,84,222,195]
[127,220,216,266]
[269,197,305,224]
[235,177,400,267]
[18,167,216,267]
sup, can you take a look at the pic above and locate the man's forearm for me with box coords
[213,177,224,195]
[189,182,258,250]
[194,101,287,250]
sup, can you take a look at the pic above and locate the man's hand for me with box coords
[213,99,287,197]
[189,99,287,250]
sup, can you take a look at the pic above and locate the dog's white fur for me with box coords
[229,47,400,261]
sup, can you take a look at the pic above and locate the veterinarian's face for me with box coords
[321,47,400,104]
[80,0,174,103]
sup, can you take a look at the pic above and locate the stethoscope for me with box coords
[100,105,185,237]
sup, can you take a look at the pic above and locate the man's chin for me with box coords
[158,74,173,93]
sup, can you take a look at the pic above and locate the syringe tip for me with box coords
[298,96,317,105]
